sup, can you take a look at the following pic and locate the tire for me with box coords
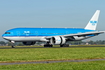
[60,44,69,47]
[44,44,53,47]
[12,46,15,48]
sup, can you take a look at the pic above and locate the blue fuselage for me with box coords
[2,28,94,37]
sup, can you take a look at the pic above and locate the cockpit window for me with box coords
[5,32,11,34]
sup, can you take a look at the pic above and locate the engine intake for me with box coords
[50,36,66,45]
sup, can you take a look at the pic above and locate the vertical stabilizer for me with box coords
[85,10,100,30]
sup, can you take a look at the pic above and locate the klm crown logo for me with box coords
[90,21,97,26]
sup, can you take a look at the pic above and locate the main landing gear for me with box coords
[44,42,69,47]
[44,42,53,47]
[60,44,69,47]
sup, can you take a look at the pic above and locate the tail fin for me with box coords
[85,10,100,30]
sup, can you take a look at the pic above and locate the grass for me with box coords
[0,46,105,62]
[0,46,105,70]
[0,61,105,70]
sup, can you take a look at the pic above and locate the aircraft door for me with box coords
[11,32,13,36]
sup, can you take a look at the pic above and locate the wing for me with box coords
[45,31,105,41]
[63,31,105,41]
[64,31,104,37]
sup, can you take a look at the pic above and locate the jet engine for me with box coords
[22,41,36,45]
[50,36,66,45]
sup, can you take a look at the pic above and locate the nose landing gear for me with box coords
[11,41,15,48]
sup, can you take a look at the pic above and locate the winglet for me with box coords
[85,10,100,30]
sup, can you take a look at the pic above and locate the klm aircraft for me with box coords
[2,10,105,48]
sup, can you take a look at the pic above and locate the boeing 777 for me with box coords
[2,10,105,48]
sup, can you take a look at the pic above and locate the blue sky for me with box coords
[0,0,105,41]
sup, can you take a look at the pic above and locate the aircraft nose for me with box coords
[2,34,4,37]
[2,34,6,39]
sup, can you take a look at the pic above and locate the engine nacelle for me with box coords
[22,41,36,45]
[50,36,66,45]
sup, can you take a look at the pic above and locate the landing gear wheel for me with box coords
[12,45,15,48]
[60,44,69,47]
[44,42,53,47]
[44,44,53,47]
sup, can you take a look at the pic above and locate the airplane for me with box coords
[2,10,105,48]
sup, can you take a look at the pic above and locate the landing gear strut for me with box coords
[11,44,15,48]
